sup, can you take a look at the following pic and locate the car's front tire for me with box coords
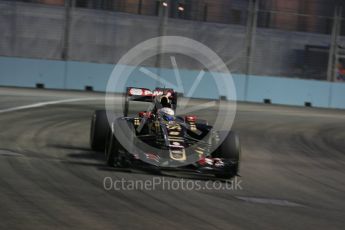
[105,119,135,167]
[213,131,241,179]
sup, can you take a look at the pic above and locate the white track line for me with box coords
[0,97,103,114]
[0,150,24,157]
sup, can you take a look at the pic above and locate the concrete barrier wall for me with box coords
[0,56,65,89]
[330,83,345,109]
[65,61,113,91]
[0,56,344,109]
[246,75,331,107]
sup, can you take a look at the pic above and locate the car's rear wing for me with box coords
[126,87,154,102]
[125,87,177,101]
[123,87,178,116]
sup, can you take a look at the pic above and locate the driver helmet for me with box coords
[158,107,175,122]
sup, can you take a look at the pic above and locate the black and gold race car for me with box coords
[90,87,240,179]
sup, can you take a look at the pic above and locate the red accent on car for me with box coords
[143,90,153,96]
[128,88,143,96]
[138,112,152,118]
[145,153,160,162]
[185,115,196,122]
[198,157,206,166]
[198,157,214,166]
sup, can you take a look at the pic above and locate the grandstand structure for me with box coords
[1,0,345,81]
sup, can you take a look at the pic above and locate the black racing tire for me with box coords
[104,125,111,156]
[123,93,129,117]
[90,110,108,152]
[105,126,120,167]
[213,131,241,179]
[105,119,135,167]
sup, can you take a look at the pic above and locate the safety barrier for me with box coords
[0,56,344,109]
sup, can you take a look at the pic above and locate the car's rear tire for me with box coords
[90,110,108,151]
[213,131,241,179]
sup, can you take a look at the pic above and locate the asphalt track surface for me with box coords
[0,87,345,230]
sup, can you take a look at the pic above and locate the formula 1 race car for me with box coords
[90,87,240,179]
